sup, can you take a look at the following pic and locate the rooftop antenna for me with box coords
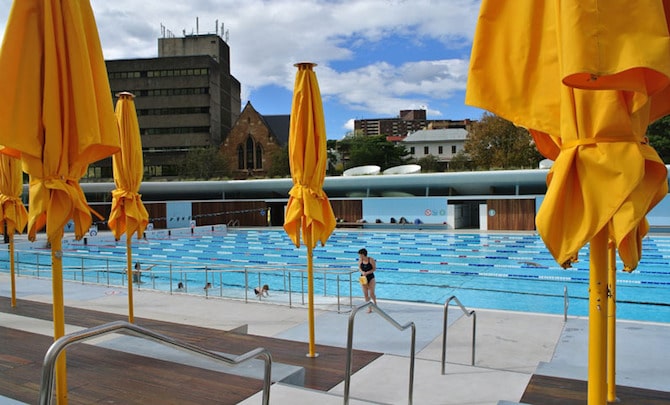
[196,17,199,35]
[215,19,218,36]
[225,29,229,43]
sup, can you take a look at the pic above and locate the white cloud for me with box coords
[0,0,482,134]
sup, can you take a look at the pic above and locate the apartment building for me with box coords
[354,109,471,138]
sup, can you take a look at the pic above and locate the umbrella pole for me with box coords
[306,244,318,357]
[127,236,135,323]
[607,242,617,402]
[52,237,68,404]
[587,227,608,404]
[9,232,16,307]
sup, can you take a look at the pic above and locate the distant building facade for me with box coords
[354,109,471,138]
[401,128,468,168]
[99,34,241,179]
[221,101,290,179]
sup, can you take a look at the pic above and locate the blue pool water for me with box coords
[6,228,670,323]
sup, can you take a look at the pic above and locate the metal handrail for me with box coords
[441,295,476,374]
[564,285,569,322]
[39,321,272,405]
[344,302,415,405]
[7,249,358,311]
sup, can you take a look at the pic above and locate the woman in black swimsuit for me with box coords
[358,248,377,312]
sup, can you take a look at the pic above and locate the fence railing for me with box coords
[1,248,358,312]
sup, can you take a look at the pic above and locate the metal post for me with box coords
[169,264,173,294]
[288,272,292,308]
[301,271,305,305]
[244,269,248,303]
[337,274,341,313]
[564,286,569,322]
[607,242,617,403]
[587,227,608,404]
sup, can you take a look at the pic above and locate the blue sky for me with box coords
[0,0,485,139]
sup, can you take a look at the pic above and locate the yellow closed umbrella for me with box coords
[0,1,120,403]
[0,154,28,307]
[109,92,149,323]
[283,62,336,357]
[466,1,670,403]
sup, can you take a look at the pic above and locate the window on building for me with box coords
[410,147,415,154]
[237,136,262,172]
[438,146,443,154]
[451,145,457,154]
[246,137,255,169]
[255,143,263,169]
[424,146,429,155]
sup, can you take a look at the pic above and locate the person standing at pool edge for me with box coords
[358,248,377,312]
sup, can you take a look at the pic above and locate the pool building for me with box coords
[71,166,670,233]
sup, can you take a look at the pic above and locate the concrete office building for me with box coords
[101,33,241,179]
[355,109,471,138]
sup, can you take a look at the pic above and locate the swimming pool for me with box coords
[5,228,670,323]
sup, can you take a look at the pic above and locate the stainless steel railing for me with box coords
[39,321,272,405]
[441,295,476,374]
[5,248,357,312]
[343,302,416,405]
[564,285,569,322]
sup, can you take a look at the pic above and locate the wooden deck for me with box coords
[0,296,382,404]
[3,296,669,404]
[521,373,670,404]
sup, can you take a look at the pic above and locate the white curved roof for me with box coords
[343,165,381,176]
[383,164,421,175]
[539,159,554,169]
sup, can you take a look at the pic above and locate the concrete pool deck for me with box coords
[1,272,669,404]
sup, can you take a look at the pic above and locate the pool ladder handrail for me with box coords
[344,302,416,405]
[39,320,272,405]
[441,295,476,374]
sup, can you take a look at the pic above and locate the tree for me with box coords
[339,134,410,170]
[465,113,543,170]
[447,151,473,171]
[266,145,291,178]
[416,154,441,172]
[647,115,670,163]
[179,147,230,179]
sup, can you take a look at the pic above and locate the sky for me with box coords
[0,0,486,140]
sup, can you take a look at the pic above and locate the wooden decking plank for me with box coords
[0,326,263,405]
[521,374,670,405]
[1,295,382,401]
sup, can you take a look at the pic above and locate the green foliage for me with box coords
[179,147,230,179]
[447,151,472,171]
[267,145,291,178]
[465,113,543,170]
[416,154,441,172]
[647,115,670,163]
[340,134,410,170]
